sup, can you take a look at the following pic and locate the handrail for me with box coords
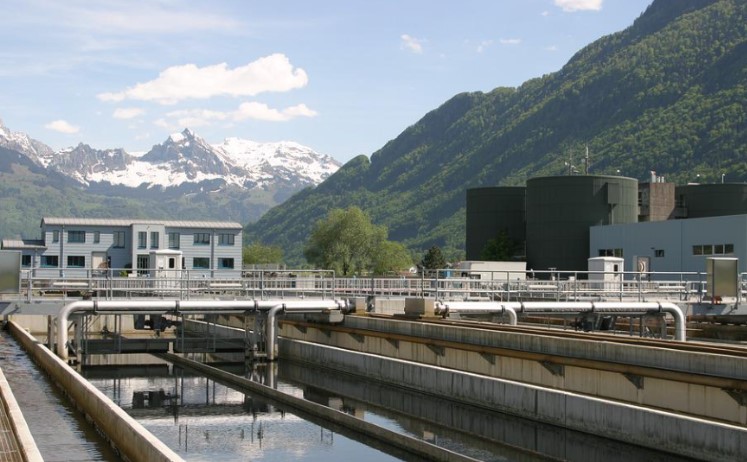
[13,266,741,305]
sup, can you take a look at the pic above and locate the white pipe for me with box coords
[435,301,518,325]
[265,299,347,361]
[436,301,686,341]
[266,304,284,362]
[57,299,347,361]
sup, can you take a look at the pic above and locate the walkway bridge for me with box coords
[1,267,746,364]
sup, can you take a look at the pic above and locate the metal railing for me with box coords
[10,266,744,304]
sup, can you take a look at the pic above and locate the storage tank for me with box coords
[676,184,747,218]
[526,175,637,273]
[465,187,526,260]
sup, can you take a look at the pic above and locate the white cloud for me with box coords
[45,120,79,134]
[546,45,559,52]
[554,0,602,12]
[156,101,318,129]
[499,38,522,45]
[113,107,144,119]
[97,54,309,105]
[235,102,317,121]
[541,10,550,17]
[476,40,493,53]
[401,34,424,54]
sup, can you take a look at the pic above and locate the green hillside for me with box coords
[245,0,747,264]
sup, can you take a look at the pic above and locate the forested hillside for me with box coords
[246,0,747,264]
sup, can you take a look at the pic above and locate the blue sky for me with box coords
[1,0,653,163]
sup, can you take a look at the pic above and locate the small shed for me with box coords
[588,256,624,291]
[149,250,182,279]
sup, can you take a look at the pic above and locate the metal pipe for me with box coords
[266,304,284,362]
[434,301,518,325]
[265,300,347,361]
[435,301,686,341]
[57,299,347,361]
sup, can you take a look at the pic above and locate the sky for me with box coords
[1,0,654,163]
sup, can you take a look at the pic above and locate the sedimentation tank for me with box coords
[465,187,526,260]
[525,175,638,273]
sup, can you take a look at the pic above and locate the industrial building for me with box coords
[467,174,747,274]
[1,217,243,278]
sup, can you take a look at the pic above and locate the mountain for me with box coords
[245,0,747,264]
[0,122,340,239]
[0,118,54,164]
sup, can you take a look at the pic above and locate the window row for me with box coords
[598,248,624,258]
[192,257,235,269]
[37,255,234,270]
[40,255,85,268]
[692,244,734,256]
[47,230,237,248]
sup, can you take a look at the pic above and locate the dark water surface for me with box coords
[0,330,120,462]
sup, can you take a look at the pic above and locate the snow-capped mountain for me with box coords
[38,127,340,192]
[0,119,54,163]
[0,119,342,229]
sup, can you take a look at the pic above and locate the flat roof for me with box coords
[1,239,46,250]
[41,217,243,230]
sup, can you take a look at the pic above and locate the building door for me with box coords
[137,254,149,276]
[91,251,107,272]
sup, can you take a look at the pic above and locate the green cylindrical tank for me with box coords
[466,187,526,260]
[675,184,747,218]
[526,175,638,272]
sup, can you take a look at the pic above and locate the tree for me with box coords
[371,240,413,275]
[479,229,521,261]
[304,207,384,275]
[421,245,447,270]
[243,242,283,266]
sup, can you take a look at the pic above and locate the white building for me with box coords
[589,214,745,277]
[1,217,243,278]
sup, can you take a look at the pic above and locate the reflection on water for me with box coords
[84,360,402,461]
[0,330,120,462]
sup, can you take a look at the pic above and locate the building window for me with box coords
[52,230,59,243]
[21,255,31,267]
[138,231,147,249]
[41,256,59,268]
[598,248,623,258]
[94,231,100,244]
[654,249,665,258]
[168,232,180,249]
[150,231,159,249]
[692,243,734,256]
[68,230,85,243]
[193,257,210,269]
[219,258,234,269]
[113,231,126,248]
[67,256,85,268]
[194,233,210,245]
[218,234,235,246]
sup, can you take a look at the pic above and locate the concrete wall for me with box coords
[7,321,183,462]
[280,338,747,462]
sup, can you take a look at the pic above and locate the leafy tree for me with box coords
[243,242,283,265]
[304,206,387,276]
[479,230,521,261]
[371,240,413,275]
[421,245,447,270]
